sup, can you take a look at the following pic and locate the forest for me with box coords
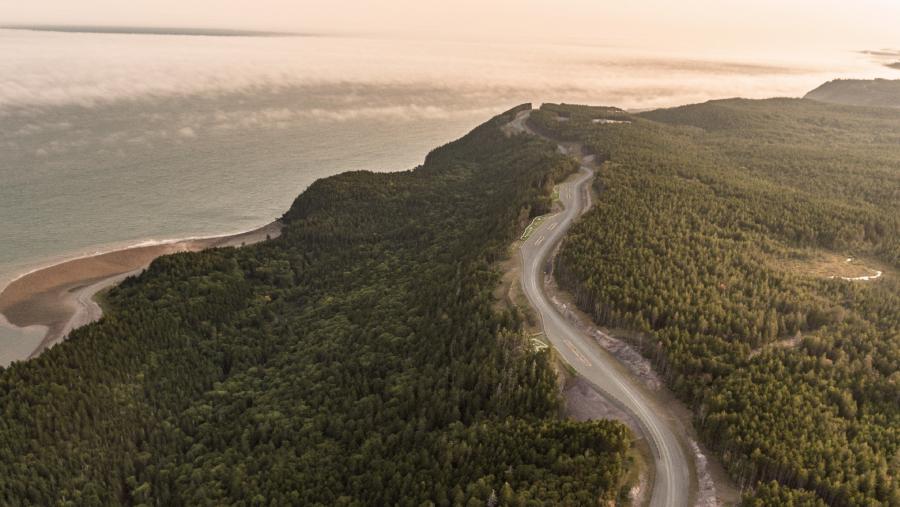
[529,97,900,505]
[805,79,900,108]
[0,106,634,506]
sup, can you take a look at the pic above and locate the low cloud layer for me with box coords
[858,49,900,72]
[0,82,510,163]
[1,29,895,114]
[860,49,900,58]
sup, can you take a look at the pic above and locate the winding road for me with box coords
[510,110,692,507]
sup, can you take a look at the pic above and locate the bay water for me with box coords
[0,28,894,364]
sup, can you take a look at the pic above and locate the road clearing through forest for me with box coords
[508,109,692,507]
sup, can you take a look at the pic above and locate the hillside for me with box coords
[0,107,634,505]
[805,78,900,108]
[529,98,900,505]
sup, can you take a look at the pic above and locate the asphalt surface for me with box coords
[511,110,692,507]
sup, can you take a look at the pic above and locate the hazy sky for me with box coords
[3,0,899,50]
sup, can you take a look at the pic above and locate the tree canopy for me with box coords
[529,99,900,505]
[0,106,633,506]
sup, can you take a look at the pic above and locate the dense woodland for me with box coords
[806,79,900,109]
[529,98,900,505]
[0,106,634,506]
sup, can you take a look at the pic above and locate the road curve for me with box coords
[511,110,692,507]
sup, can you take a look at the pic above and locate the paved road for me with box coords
[511,110,691,507]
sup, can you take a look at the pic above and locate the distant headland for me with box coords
[0,25,309,37]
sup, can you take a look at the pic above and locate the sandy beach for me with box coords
[0,221,282,364]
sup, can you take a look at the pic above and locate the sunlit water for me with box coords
[0,28,895,365]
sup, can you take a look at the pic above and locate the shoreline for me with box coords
[0,221,282,365]
[1,222,282,289]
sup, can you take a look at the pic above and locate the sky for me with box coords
[2,0,899,50]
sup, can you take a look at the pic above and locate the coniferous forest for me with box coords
[529,98,899,505]
[0,107,633,506]
[3,92,899,507]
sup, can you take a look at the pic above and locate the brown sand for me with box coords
[0,221,282,360]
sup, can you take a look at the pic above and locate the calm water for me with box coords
[0,28,895,364]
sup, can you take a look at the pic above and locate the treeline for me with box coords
[529,100,900,505]
[805,78,900,109]
[0,106,633,505]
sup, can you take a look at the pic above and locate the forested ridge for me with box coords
[529,98,900,505]
[0,106,634,506]
[806,79,900,109]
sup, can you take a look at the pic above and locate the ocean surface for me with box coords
[0,27,896,365]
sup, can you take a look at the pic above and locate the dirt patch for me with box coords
[545,274,664,391]
[564,374,640,429]
[562,374,652,506]
[749,333,804,359]
[773,249,889,282]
